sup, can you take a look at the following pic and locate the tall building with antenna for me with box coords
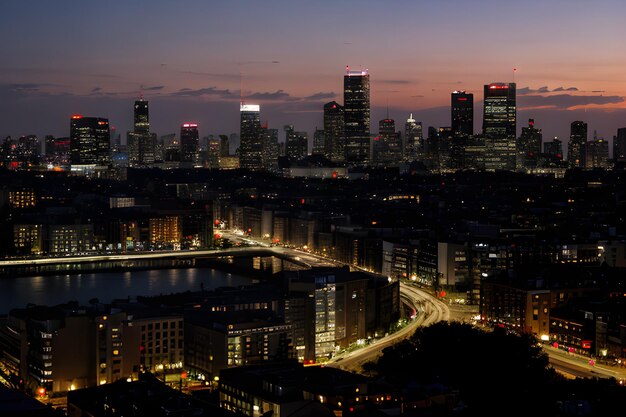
[343,67,370,165]
[451,91,473,136]
[568,121,587,168]
[324,101,344,162]
[404,114,422,161]
[127,98,156,167]
[483,82,516,171]
[239,104,263,170]
[180,123,199,167]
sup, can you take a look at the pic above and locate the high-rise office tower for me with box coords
[585,135,610,169]
[128,99,156,167]
[483,83,516,170]
[134,99,149,134]
[324,101,344,162]
[615,128,626,165]
[404,114,423,161]
[204,135,221,169]
[424,126,440,170]
[518,119,543,170]
[239,104,262,170]
[343,68,370,165]
[544,138,563,160]
[284,125,308,162]
[451,91,473,136]
[568,121,587,168]
[312,129,326,156]
[180,123,199,165]
[70,115,111,166]
[260,127,280,171]
[373,118,402,166]
[219,135,230,157]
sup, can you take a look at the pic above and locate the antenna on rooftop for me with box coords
[239,72,244,106]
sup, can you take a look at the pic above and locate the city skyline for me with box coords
[2,1,626,145]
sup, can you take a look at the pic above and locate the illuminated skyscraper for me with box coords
[134,99,149,134]
[323,101,344,162]
[482,83,516,170]
[128,99,156,167]
[70,115,110,166]
[585,137,610,169]
[373,118,402,166]
[404,114,422,161]
[285,125,308,162]
[615,128,626,165]
[180,123,199,166]
[239,104,262,170]
[344,68,370,165]
[260,127,280,171]
[518,119,542,170]
[543,138,563,160]
[568,121,587,168]
[451,91,473,136]
[312,129,326,156]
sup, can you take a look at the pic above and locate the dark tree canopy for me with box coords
[368,322,625,416]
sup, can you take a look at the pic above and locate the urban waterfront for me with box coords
[0,267,253,314]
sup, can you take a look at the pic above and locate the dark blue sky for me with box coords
[2,0,626,149]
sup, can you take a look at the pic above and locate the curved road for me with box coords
[327,283,450,372]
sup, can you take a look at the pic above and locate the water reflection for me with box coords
[0,268,252,313]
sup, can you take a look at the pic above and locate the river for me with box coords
[0,268,253,314]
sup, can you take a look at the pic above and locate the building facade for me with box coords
[344,69,370,165]
[482,83,516,171]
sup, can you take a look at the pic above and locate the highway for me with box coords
[543,345,626,382]
[326,283,450,372]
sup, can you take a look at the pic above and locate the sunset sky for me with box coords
[2,0,626,149]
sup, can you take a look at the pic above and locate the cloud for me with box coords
[246,89,291,100]
[91,87,102,93]
[11,83,55,92]
[170,87,233,97]
[379,79,410,84]
[304,92,336,101]
[552,86,578,92]
[144,85,165,91]
[518,93,623,110]
[518,86,579,95]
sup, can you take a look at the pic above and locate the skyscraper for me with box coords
[451,91,473,136]
[323,101,344,162]
[133,99,149,134]
[312,129,326,156]
[180,123,199,166]
[239,104,262,170]
[260,127,280,171]
[373,118,402,166]
[518,119,542,170]
[615,127,626,165]
[70,115,110,166]
[585,135,610,169]
[543,138,563,159]
[568,121,587,168]
[128,99,156,167]
[343,68,370,165]
[404,114,423,161]
[482,83,516,170]
[284,125,308,162]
